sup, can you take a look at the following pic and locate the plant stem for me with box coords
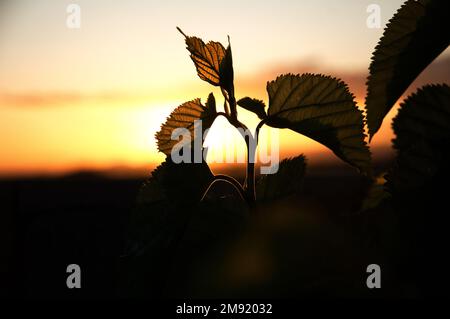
[228,112,257,204]
[244,119,267,206]
[201,174,246,202]
[255,118,267,143]
[246,137,256,205]
[219,86,257,205]
[224,100,230,116]
[229,89,238,122]
[221,88,231,116]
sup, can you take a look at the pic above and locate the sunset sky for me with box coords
[1,0,449,177]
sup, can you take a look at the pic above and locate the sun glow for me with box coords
[1,0,435,177]
[0,99,174,176]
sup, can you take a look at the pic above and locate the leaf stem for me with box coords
[217,107,258,206]
[224,100,231,116]
[246,137,256,205]
[221,88,231,115]
[201,174,246,202]
[229,87,238,122]
[255,118,267,144]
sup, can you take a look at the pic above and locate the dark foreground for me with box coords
[0,161,447,299]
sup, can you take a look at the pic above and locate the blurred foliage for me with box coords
[387,84,450,194]
[365,0,450,138]
[256,155,306,202]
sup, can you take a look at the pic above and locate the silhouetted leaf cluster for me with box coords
[256,155,306,202]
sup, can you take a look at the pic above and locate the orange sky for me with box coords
[0,0,448,177]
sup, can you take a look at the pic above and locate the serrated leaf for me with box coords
[179,28,227,87]
[237,97,267,119]
[387,84,450,193]
[219,40,234,94]
[256,155,306,201]
[392,84,450,150]
[365,0,450,138]
[265,73,371,175]
[155,93,217,156]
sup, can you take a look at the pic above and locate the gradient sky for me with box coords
[0,0,448,176]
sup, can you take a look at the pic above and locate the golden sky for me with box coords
[0,0,448,176]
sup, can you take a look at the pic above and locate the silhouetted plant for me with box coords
[153,28,371,207]
[122,0,449,298]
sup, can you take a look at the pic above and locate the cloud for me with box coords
[2,55,448,109]
[236,54,450,104]
[0,92,152,108]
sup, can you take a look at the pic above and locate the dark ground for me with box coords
[0,173,141,299]
[0,159,417,299]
